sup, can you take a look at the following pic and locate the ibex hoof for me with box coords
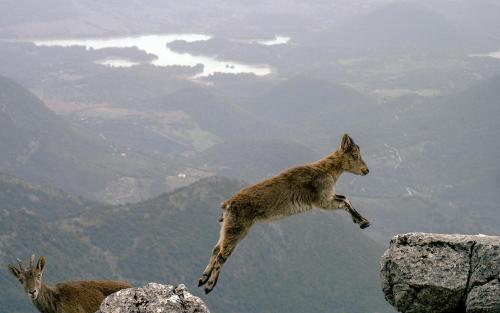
[204,287,213,294]
[204,279,217,294]
[359,221,370,229]
[198,275,208,287]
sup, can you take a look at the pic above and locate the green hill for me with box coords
[0,175,394,313]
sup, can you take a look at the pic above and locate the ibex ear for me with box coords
[36,256,45,272]
[341,133,354,152]
[8,264,21,278]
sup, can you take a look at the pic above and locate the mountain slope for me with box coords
[242,76,383,151]
[345,73,500,240]
[0,75,170,202]
[191,139,321,182]
[0,0,78,27]
[152,86,286,142]
[419,0,500,50]
[0,176,394,313]
[0,208,119,313]
[0,172,93,220]
[69,177,393,313]
[391,74,500,223]
[320,1,461,52]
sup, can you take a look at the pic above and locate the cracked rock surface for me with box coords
[380,233,500,313]
[96,282,210,313]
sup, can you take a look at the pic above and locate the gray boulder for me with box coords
[96,282,210,313]
[381,233,500,313]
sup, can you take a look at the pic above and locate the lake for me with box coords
[468,48,500,59]
[33,34,290,77]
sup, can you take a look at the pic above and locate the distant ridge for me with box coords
[0,75,167,202]
[318,2,461,52]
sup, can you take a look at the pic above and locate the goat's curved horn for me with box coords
[16,258,25,272]
[30,254,35,270]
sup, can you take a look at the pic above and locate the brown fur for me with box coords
[198,134,370,294]
[8,255,131,313]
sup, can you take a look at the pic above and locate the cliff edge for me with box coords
[380,233,500,313]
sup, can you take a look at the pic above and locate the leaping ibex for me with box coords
[8,254,132,313]
[198,134,371,294]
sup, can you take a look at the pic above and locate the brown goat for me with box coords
[8,255,131,313]
[198,134,371,294]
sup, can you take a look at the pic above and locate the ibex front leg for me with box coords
[320,195,370,229]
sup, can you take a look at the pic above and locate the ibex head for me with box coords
[339,134,369,176]
[8,254,46,300]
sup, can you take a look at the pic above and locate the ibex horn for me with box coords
[16,258,26,272]
[30,254,35,270]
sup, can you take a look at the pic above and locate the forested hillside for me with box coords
[0,175,393,313]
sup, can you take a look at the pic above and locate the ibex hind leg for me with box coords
[198,240,221,287]
[198,210,227,287]
[204,220,250,294]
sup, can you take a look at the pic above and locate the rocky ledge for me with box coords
[96,282,210,313]
[380,233,500,313]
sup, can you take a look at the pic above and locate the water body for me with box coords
[96,58,140,67]
[33,34,282,77]
[240,35,291,46]
[258,35,291,45]
[468,49,500,59]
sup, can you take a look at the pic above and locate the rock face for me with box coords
[381,233,500,313]
[96,283,210,313]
